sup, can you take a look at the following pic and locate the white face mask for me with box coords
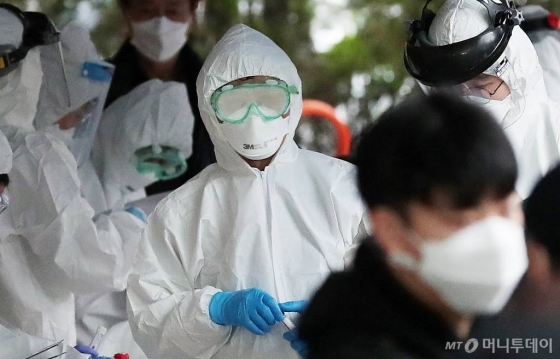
[220,114,289,161]
[131,17,189,62]
[390,216,528,315]
[482,94,515,124]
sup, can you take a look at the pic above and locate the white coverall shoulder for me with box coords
[127,23,368,359]
[92,79,194,209]
[521,5,560,103]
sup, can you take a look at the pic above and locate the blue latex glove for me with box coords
[279,300,309,357]
[74,344,98,357]
[125,206,147,222]
[209,288,285,335]
[283,329,309,357]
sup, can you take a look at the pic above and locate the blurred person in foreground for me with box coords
[106,0,215,195]
[469,163,560,357]
[297,93,528,359]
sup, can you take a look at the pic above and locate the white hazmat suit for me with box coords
[0,20,143,344]
[77,79,195,351]
[428,0,560,198]
[521,5,560,104]
[127,24,368,359]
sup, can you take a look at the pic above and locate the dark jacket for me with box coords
[298,239,470,359]
[105,42,216,195]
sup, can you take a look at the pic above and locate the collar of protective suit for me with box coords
[196,24,303,173]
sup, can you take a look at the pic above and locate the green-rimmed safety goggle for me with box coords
[210,79,299,125]
[135,145,188,181]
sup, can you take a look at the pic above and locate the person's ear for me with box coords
[525,238,553,286]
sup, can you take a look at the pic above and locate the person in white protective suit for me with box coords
[92,79,194,211]
[0,7,144,345]
[75,79,194,353]
[126,24,369,359]
[520,5,560,103]
[404,0,560,199]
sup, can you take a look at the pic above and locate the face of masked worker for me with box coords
[123,0,196,62]
[43,98,100,151]
[374,191,527,316]
[211,76,299,161]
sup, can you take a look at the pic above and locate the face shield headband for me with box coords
[520,12,560,33]
[404,0,524,87]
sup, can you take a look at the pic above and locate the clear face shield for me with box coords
[211,78,299,124]
[50,61,114,168]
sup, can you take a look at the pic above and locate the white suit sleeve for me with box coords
[127,199,231,359]
[8,133,143,294]
[330,164,370,268]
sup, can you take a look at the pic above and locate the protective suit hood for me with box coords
[34,23,113,168]
[0,130,11,173]
[92,79,194,206]
[428,0,548,129]
[197,24,303,172]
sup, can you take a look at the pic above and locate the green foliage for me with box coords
[3,0,560,136]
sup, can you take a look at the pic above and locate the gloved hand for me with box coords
[209,288,285,335]
[283,329,309,357]
[74,344,99,357]
[279,300,309,357]
[124,206,147,222]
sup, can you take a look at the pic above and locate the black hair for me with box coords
[0,174,8,187]
[524,164,560,268]
[356,93,517,216]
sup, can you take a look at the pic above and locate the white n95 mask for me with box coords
[390,216,528,315]
[131,17,189,62]
[220,114,289,161]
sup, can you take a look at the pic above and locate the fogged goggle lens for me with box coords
[211,79,299,124]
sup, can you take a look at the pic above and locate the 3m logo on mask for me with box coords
[243,137,278,150]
